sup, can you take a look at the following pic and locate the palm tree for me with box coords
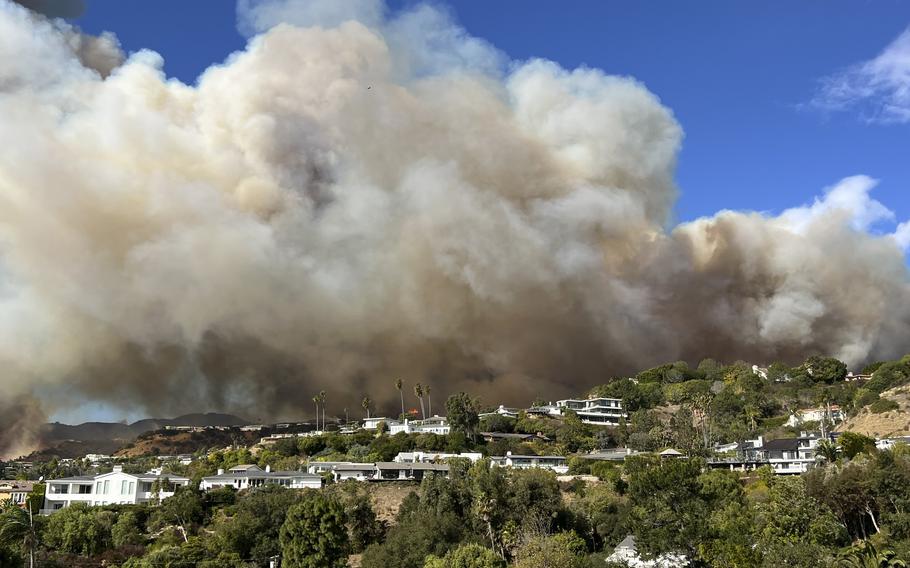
[362,396,372,419]
[0,504,38,568]
[319,390,327,430]
[395,378,405,420]
[312,395,320,431]
[817,439,839,464]
[837,541,907,567]
[425,385,432,416]
[414,383,426,419]
[744,403,759,432]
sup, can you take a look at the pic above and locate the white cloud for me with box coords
[893,220,910,251]
[812,26,910,123]
[778,175,894,233]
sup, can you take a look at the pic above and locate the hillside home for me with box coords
[760,436,820,474]
[846,372,873,382]
[42,466,190,513]
[0,480,34,507]
[481,432,550,443]
[479,405,519,420]
[876,436,910,451]
[607,535,689,567]
[576,448,640,462]
[199,465,321,490]
[556,397,626,426]
[389,415,451,435]
[327,462,450,482]
[394,451,483,463]
[785,405,844,427]
[491,452,569,474]
[362,417,399,430]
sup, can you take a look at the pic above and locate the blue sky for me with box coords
[72,0,910,227]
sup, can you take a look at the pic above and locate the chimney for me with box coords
[265,464,271,473]
[217,468,224,475]
[112,465,123,473]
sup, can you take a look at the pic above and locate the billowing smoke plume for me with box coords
[1,0,909,457]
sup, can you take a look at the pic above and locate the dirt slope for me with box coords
[836,385,910,438]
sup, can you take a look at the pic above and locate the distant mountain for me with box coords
[20,413,251,460]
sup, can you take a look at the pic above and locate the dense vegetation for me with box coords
[5,353,910,566]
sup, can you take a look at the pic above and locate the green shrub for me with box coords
[870,399,899,414]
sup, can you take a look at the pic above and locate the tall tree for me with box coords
[446,393,479,442]
[319,390,327,431]
[395,378,405,419]
[280,494,349,568]
[0,503,38,568]
[362,396,372,419]
[312,395,320,431]
[415,383,426,420]
[425,385,432,416]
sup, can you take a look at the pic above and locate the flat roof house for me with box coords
[389,415,451,435]
[200,465,321,491]
[491,452,569,474]
[42,466,190,514]
[556,397,626,426]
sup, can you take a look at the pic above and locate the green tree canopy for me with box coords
[279,493,349,568]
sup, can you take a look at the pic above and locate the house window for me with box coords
[103,480,110,494]
[129,482,135,494]
[78,485,92,494]
[121,480,128,494]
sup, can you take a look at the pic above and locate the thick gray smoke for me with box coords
[1,0,909,457]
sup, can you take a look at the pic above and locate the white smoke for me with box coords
[0,0,908,456]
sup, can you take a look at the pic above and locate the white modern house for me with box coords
[42,466,190,513]
[785,405,844,427]
[491,452,569,474]
[307,461,450,482]
[876,436,910,451]
[556,397,626,426]
[199,464,322,490]
[394,451,483,463]
[389,415,451,435]
[362,417,396,430]
[479,405,519,420]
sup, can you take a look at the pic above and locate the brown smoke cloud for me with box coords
[0,0,909,456]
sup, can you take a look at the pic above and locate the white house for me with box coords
[556,397,626,426]
[394,451,483,463]
[785,405,844,427]
[389,415,451,435]
[84,454,111,464]
[42,466,190,514]
[876,436,910,451]
[607,535,689,567]
[491,452,569,474]
[362,417,398,430]
[479,405,519,420]
[321,462,450,482]
[751,365,770,380]
[199,464,321,490]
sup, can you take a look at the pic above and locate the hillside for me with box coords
[18,413,250,460]
[836,385,910,438]
[114,428,260,458]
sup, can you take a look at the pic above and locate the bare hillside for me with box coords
[836,385,910,438]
